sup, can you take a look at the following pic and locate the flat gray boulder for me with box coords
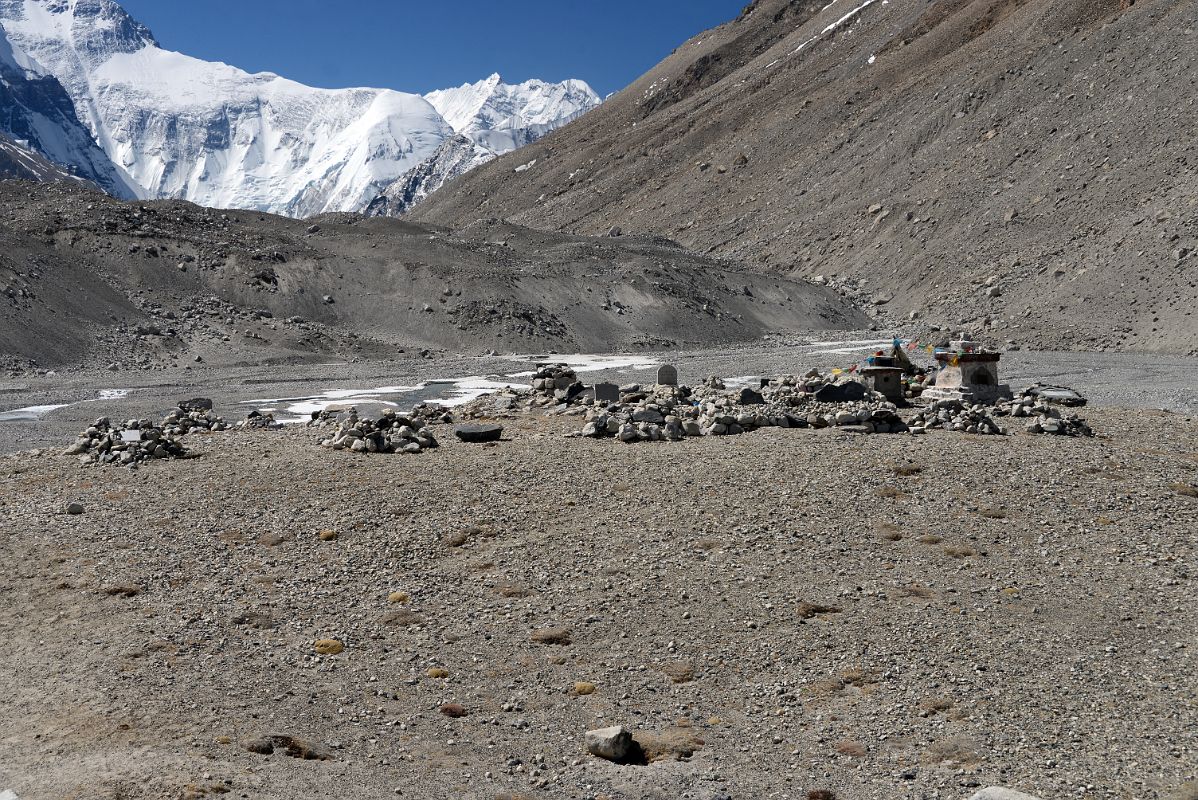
[454,424,503,443]
[968,788,1046,800]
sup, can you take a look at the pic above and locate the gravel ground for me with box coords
[1,405,1196,800]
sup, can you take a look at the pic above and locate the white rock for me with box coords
[968,788,1046,800]
[585,726,632,762]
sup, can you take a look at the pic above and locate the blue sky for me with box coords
[118,1,747,97]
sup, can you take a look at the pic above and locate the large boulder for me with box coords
[585,726,633,762]
[814,381,868,402]
[178,397,214,412]
[454,424,504,443]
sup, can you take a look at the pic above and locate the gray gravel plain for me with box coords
[1,342,1196,800]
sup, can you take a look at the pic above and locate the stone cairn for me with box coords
[1001,391,1093,436]
[529,364,585,407]
[160,406,229,435]
[64,399,232,467]
[64,417,191,467]
[580,370,907,444]
[312,407,439,454]
[239,410,283,430]
[908,400,1006,435]
[409,403,456,425]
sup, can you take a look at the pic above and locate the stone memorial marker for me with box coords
[594,382,620,404]
[657,364,679,386]
[120,430,142,443]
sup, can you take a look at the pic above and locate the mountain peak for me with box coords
[0,0,158,54]
[425,73,600,145]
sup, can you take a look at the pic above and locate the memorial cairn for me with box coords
[905,337,1092,436]
[576,364,907,444]
[311,407,440,454]
[64,399,228,467]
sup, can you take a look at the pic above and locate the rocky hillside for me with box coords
[0,181,866,372]
[413,0,1198,354]
[0,132,89,183]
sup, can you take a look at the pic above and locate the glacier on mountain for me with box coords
[426,72,600,154]
[0,0,601,217]
[0,13,135,195]
[371,74,601,216]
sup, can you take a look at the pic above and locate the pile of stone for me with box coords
[63,417,190,467]
[580,378,907,443]
[160,405,228,435]
[239,410,283,430]
[409,403,455,425]
[908,399,1006,435]
[1000,394,1093,436]
[529,363,585,407]
[314,408,439,454]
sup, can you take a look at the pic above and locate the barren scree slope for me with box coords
[0,182,866,372]
[413,0,1198,355]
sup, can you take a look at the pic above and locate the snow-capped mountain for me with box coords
[0,0,451,216]
[0,129,87,183]
[0,0,601,217]
[0,16,134,195]
[364,133,492,218]
[368,75,601,216]
[426,73,600,154]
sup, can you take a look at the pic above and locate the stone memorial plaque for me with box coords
[657,364,679,386]
[594,382,620,404]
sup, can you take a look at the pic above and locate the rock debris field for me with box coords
[1,380,1197,800]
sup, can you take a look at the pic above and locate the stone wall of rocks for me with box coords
[1003,394,1093,436]
[239,410,283,430]
[578,377,908,443]
[909,400,1006,435]
[161,407,228,435]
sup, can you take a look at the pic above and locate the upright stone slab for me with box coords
[657,364,679,386]
[594,382,620,404]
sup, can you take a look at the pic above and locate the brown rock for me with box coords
[531,627,571,645]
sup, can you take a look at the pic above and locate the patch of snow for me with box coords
[0,403,70,422]
[512,353,662,373]
[1,789,22,800]
[788,0,883,59]
[514,159,537,173]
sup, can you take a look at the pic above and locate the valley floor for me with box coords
[3,342,1198,455]
[1,396,1196,799]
